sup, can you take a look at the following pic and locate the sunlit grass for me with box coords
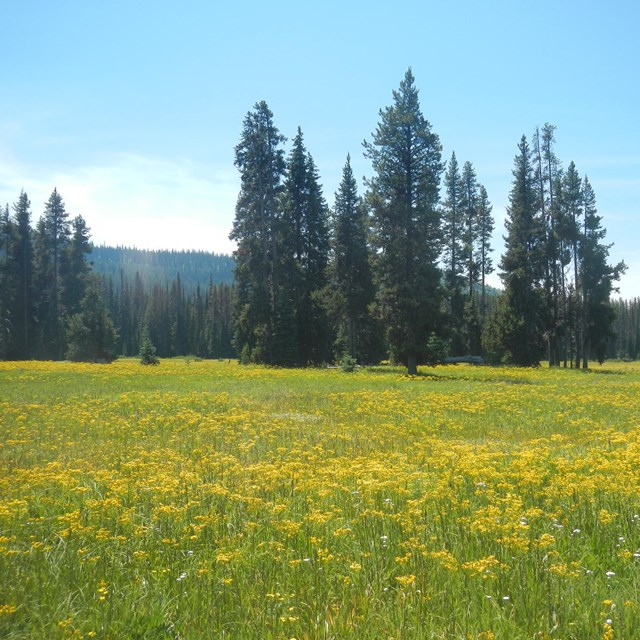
[1,359,640,638]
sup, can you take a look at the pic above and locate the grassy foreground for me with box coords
[1,359,640,639]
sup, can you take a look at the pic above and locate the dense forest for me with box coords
[91,245,234,290]
[0,68,636,368]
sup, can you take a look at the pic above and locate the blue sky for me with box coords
[2,0,639,297]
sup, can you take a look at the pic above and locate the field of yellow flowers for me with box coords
[1,359,640,639]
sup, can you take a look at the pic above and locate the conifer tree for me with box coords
[63,215,92,317]
[364,68,444,374]
[39,188,71,358]
[475,184,494,317]
[230,101,288,364]
[578,176,626,367]
[442,152,466,353]
[498,135,545,365]
[0,204,13,359]
[461,161,479,299]
[560,161,583,366]
[325,155,376,362]
[533,124,563,365]
[65,276,117,362]
[9,192,34,359]
[283,128,330,365]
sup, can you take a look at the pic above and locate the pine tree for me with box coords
[65,276,117,362]
[498,135,546,365]
[40,188,71,359]
[364,68,444,374]
[560,161,583,366]
[533,124,563,366]
[325,155,376,362]
[0,204,14,359]
[9,192,34,359]
[283,128,330,364]
[230,101,288,364]
[442,152,466,353]
[475,184,494,318]
[578,176,626,367]
[461,161,479,299]
[63,215,92,318]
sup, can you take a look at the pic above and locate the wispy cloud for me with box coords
[0,154,239,254]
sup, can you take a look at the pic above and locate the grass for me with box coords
[1,358,640,638]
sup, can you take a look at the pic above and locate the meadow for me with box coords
[1,359,640,639]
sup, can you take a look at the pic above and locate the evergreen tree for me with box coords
[0,204,14,359]
[230,101,288,364]
[63,215,92,317]
[139,330,159,365]
[283,128,330,364]
[578,176,625,367]
[65,276,117,362]
[461,161,479,299]
[475,184,494,318]
[498,135,545,365]
[364,68,444,374]
[442,152,466,353]
[39,188,71,358]
[559,161,583,366]
[533,124,563,366]
[325,155,376,362]
[9,192,34,359]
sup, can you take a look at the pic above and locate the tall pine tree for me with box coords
[325,155,376,362]
[498,135,545,365]
[230,101,289,364]
[9,192,34,359]
[283,128,330,364]
[364,69,444,374]
[442,152,466,353]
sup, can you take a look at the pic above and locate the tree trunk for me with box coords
[407,351,417,375]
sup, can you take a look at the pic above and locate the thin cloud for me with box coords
[0,154,239,254]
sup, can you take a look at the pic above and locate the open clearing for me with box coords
[1,359,640,639]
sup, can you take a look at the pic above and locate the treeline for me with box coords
[609,298,640,360]
[91,245,234,291]
[0,69,631,368]
[0,191,235,361]
[0,189,104,361]
[101,272,234,359]
[231,69,625,371]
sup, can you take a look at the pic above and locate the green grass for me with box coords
[1,358,640,639]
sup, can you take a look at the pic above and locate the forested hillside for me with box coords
[90,245,234,290]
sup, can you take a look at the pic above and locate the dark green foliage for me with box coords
[324,155,377,363]
[139,332,159,365]
[8,192,34,359]
[442,152,466,354]
[609,298,640,360]
[497,136,546,365]
[283,128,331,365]
[424,333,450,366]
[63,215,92,317]
[0,204,13,359]
[364,68,444,375]
[578,177,626,367]
[340,352,357,372]
[65,277,117,362]
[230,101,288,364]
[475,184,494,318]
[90,246,235,290]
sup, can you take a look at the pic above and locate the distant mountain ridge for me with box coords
[90,245,235,290]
